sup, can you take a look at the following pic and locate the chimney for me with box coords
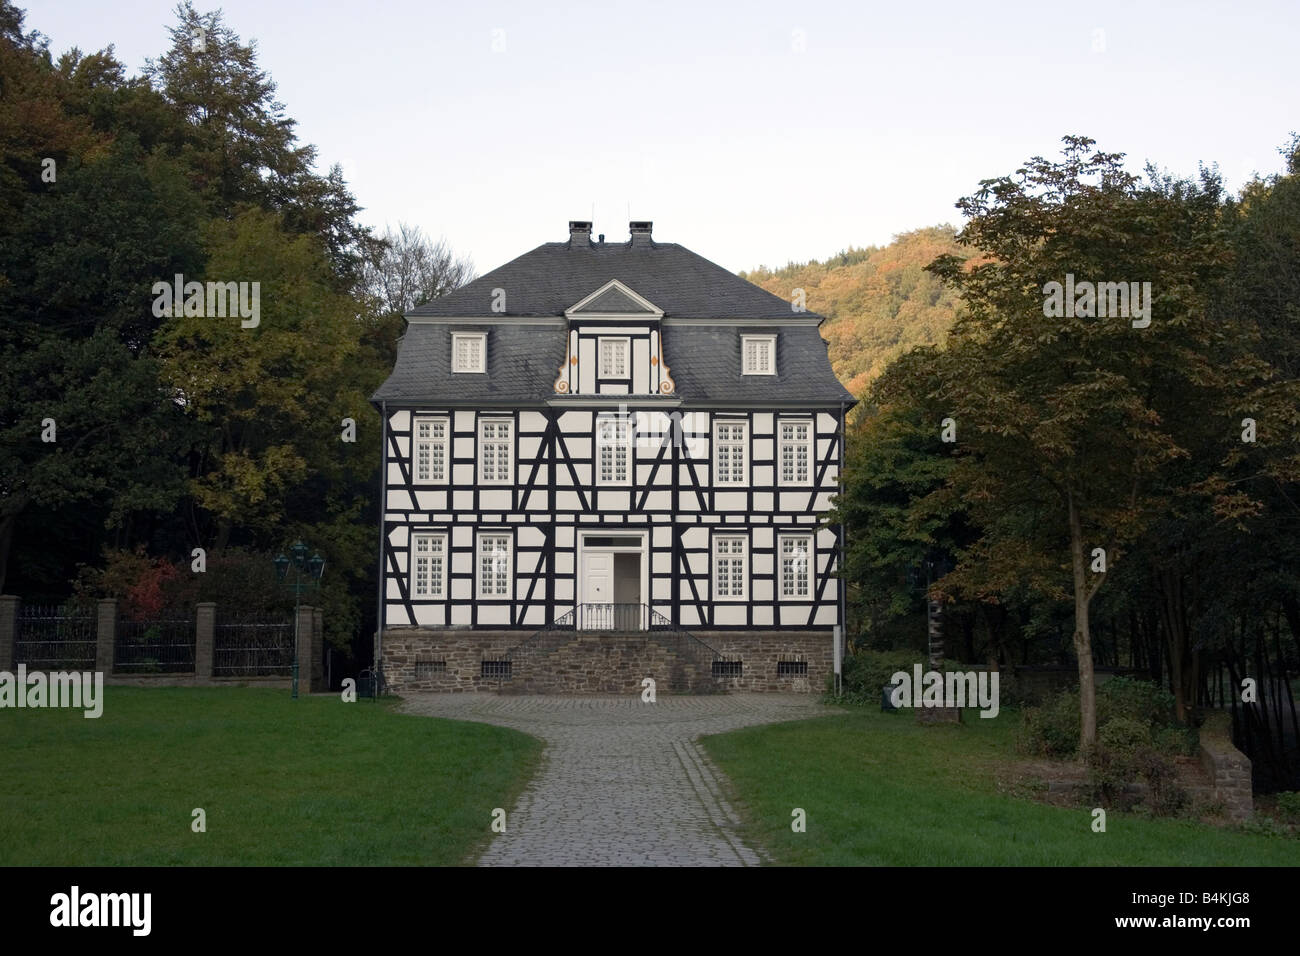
[568,221,593,246]
[629,220,653,247]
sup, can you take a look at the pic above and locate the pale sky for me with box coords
[23,0,1300,274]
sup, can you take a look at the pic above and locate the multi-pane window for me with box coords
[780,535,812,599]
[779,420,812,485]
[478,419,512,484]
[452,333,485,373]
[411,533,446,598]
[599,338,629,378]
[714,421,747,485]
[714,536,748,600]
[477,534,511,598]
[742,336,775,375]
[596,418,633,484]
[413,417,448,483]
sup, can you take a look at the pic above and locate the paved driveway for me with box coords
[399,694,832,866]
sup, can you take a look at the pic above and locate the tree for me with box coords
[909,137,1249,749]
[157,207,370,552]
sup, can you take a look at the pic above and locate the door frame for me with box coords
[576,530,648,630]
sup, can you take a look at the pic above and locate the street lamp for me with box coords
[274,540,325,699]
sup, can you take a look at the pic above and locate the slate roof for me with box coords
[371,232,856,407]
[406,239,806,319]
[371,323,853,406]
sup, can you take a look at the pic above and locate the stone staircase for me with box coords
[503,631,723,695]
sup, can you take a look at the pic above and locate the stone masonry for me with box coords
[379,627,832,695]
[1198,712,1253,821]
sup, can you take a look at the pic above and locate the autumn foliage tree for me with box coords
[878,137,1257,751]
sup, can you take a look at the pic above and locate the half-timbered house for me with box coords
[371,220,855,693]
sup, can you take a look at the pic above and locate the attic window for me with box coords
[742,336,775,375]
[453,333,486,373]
[599,337,629,378]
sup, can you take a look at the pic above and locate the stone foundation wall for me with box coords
[380,629,515,693]
[379,627,833,695]
[702,631,831,694]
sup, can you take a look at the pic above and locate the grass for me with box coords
[701,706,1300,866]
[0,686,542,865]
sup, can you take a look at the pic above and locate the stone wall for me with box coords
[379,627,833,695]
[1198,712,1253,821]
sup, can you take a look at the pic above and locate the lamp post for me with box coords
[274,540,325,699]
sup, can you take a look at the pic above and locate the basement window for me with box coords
[481,659,512,679]
[712,659,743,678]
[415,660,446,678]
[777,660,808,676]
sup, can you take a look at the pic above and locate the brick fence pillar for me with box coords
[311,607,324,692]
[96,599,117,673]
[195,602,216,680]
[295,604,316,694]
[0,595,17,672]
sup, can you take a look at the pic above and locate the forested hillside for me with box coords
[741,225,966,396]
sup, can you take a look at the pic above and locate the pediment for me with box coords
[566,280,663,318]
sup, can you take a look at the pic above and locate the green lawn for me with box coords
[0,686,542,865]
[701,707,1300,866]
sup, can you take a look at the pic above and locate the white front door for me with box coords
[582,551,611,607]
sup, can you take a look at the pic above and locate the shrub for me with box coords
[1018,690,1081,758]
[1018,678,1184,760]
[1136,747,1187,816]
[1152,725,1198,757]
[835,649,923,705]
[1277,792,1300,824]
[1087,717,1149,808]
[1097,677,1176,728]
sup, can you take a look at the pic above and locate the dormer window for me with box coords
[599,337,629,378]
[453,333,486,373]
[742,335,776,375]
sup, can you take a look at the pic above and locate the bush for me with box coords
[834,650,924,706]
[1277,792,1300,824]
[1136,748,1187,816]
[1018,678,1183,760]
[1018,690,1081,758]
[1097,677,1176,729]
[1087,717,1149,808]
[1152,725,1198,757]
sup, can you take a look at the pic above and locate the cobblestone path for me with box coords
[399,693,831,866]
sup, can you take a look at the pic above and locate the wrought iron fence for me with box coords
[14,604,96,670]
[213,615,294,677]
[114,618,195,673]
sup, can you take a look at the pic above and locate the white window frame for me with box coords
[477,417,513,485]
[452,332,486,373]
[742,335,776,375]
[778,418,813,486]
[410,531,448,599]
[412,416,449,484]
[713,535,749,602]
[713,419,748,486]
[595,416,634,486]
[779,534,813,600]
[476,532,512,599]
[598,337,630,378]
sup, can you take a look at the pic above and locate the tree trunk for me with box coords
[1068,490,1098,751]
[214,516,232,553]
[1157,568,1196,724]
